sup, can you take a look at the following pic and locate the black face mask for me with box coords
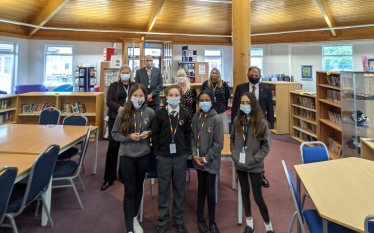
[248,77,260,85]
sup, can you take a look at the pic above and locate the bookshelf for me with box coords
[77,67,96,92]
[260,81,300,134]
[177,62,209,83]
[0,94,18,125]
[290,91,317,144]
[17,92,104,138]
[316,71,342,159]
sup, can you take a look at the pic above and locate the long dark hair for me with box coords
[234,92,268,140]
[197,89,215,111]
[120,83,147,136]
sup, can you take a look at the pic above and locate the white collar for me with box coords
[249,82,260,89]
[167,104,180,114]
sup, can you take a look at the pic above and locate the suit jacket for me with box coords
[106,81,133,119]
[135,67,163,107]
[231,83,274,129]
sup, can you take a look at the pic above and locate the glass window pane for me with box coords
[251,49,263,56]
[205,57,222,73]
[0,43,14,53]
[47,46,73,55]
[323,56,353,71]
[205,50,221,56]
[145,48,161,57]
[128,48,140,58]
[323,45,352,56]
[251,57,263,71]
[45,55,73,86]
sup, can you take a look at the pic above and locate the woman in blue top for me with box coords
[201,68,231,134]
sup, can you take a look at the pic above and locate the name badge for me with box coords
[147,84,151,88]
[239,152,246,164]
[170,143,176,154]
[126,97,128,102]
[197,148,200,157]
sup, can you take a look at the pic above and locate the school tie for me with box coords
[252,86,256,94]
[171,111,176,117]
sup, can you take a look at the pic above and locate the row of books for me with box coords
[295,130,317,142]
[297,108,316,121]
[326,75,341,87]
[78,77,96,86]
[326,137,342,157]
[60,103,87,114]
[327,110,342,125]
[297,119,317,133]
[0,112,13,124]
[297,96,316,109]
[22,103,56,114]
[0,99,12,110]
[326,89,341,103]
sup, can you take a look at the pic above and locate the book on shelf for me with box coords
[79,78,85,86]
[90,77,96,85]
[297,108,316,120]
[0,99,11,109]
[297,119,317,133]
[61,102,87,114]
[326,89,341,103]
[326,137,342,156]
[297,96,316,109]
[326,74,341,86]
[327,110,342,125]
[0,112,12,124]
[295,130,317,141]
[89,68,95,77]
[79,69,85,76]
[22,103,56,114]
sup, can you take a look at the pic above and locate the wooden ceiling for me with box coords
[0,0,374,44]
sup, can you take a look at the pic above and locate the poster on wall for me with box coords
[301,65,313,80]
[368,59,374,71]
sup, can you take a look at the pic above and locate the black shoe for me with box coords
[209,223,220,233]
[173,223,188,233]
[262,175,270,188]
[243,226,254,233]
[198,222,209,233]
[266,231,275,233]
[100,181,113,190]
[156,224,170,233]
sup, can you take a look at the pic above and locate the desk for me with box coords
[0,153,38,182]
[0,124,99,174]
[294,157,374,233]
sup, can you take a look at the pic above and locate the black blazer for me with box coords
[231,83,274,129]
[106,82,133,119]
[135,67,163,107]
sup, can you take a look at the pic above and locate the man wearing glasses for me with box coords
[231,66,274,188]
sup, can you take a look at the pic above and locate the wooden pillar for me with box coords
[122,39,128,65]
[232,0,251,90]
[140,36,145,68]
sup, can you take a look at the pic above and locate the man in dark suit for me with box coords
[231,66,274,188]
[135,55,163,112]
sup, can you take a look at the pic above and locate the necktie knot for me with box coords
[171,111,176,117]
[252,86,256,94]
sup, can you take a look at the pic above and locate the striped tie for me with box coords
[252,86,256,94]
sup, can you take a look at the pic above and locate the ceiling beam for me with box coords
[145,0,165,32]
[28,0,70,36]
[316,0,336,36]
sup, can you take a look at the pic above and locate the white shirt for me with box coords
[167,104,180,116]
[249,82,260,100]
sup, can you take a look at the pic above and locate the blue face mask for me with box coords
[240,104,251,115]
[199,102,212,112]
[167,98,180,106]
[121,74,131,81]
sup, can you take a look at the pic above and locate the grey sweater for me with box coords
[112,106,155,158]
[191,109,223,174]
[230,118,271,173]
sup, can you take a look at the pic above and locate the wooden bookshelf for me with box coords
[261,81,300,134]
[0,94,18,125]
[17,92,104,138]
[316,71,342,159]
[290,90,317,143]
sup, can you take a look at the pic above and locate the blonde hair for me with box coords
[117,65,133,82]
[176,68,191,92]
[208,68,223,88]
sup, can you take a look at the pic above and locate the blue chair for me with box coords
[51,126,92,209]
[4,145,60,232]
[365,214,374,233]
[53,84,73,92]
[0,167,18,228]
[0,90,7,94]
[65,85,73,92]
[140,154,157,222]
[281,160,356,233]
[299,141,329,207]
[39,107,61,125]
[14,84,48,94]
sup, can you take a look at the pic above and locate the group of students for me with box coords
[102,57,275,233]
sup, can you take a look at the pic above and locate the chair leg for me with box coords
[149,179,153,198]
[34,199,40,217]
[140,181,145,223]
[78,174,86,192]
[5,214,19,233]
[288,212,297,233]
[81,163,85,174]
[40,194,54,227]
[301,193,310,208]
[69,179,84,209]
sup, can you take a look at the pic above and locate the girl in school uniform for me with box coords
[112,83,155,233]
[191,89,224,233]
[230,92,275,233]
[152,84,192,233]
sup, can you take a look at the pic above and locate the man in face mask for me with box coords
[135,54,163,112]
[231,66,274,188]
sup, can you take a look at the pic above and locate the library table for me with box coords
[0,153,39,182]
[0,124,99,174]
[294,157,374,233]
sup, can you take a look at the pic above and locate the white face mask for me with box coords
[240,104,251,115]
[121,74,131,81]
[131,96,145,108]
[177,77,187,83]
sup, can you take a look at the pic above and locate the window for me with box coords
[44,45,73,86]
[251,48,264,72]
[0,42,17,94]
[204,50,222,74]
[322,45,353,71]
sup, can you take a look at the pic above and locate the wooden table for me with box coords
[0,153,39,182]
[360,138,374,161]
[0,124,99,174]
[294,157,374,233]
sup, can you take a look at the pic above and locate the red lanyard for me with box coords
[168,111,180,143]
[133,108,143,133]
[197,112,207,147]
[242,117,249,151]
